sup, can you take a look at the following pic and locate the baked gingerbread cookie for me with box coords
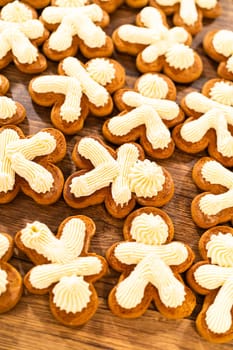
[173,79,233,167]
[103,73,184,159]
[0,75,26,126]
[63,136,174,219]
[93,0,148,13]
[14,216,107,326]
[0,232,23,313]
[203,29,233,81]
[0,1,49,73]
[29,57,125,135]
[40,3,113,61]
[107,207,196,319]
[191,157,233,229]
[150,0,221,35]
[112,6,203,83]
[0,0,50,8]
[0,125,66,204]
[187,226,233,343]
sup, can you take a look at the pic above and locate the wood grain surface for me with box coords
[0,1,233,349]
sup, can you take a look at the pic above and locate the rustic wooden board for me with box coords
[0,1,233,349]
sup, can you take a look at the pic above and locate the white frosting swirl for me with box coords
[0,96,17,120]
[86,58,116,86]
[206,233,233,267]
[0,269,8,295]
[212,30,233,57]
[0,234,10,259]
[201,160,233,189]
[165,44,195,69]
[1,1,33,22]
[199,188,233,216]
[52,275,91,313]
[137,74,169,99]
[209,81,233,106]
[129,159,165,198]
[130,213,169,245]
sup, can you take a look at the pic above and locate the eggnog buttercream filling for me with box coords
[121,91,180,120]
[165,44,195,69]
[137,74,169,99]
[206,233,233,267]
[108,105,171,149]
[184,91,233,113]
[1,1,33,22]
[0,269,8,295]
[115,254,186,309]
[226,56,233,74]
[201,160,233,189]
[62,57,109,107]
[21,219,87,264]
[209,81,233,106]
[139,7,164,29]
[0,97,17,120]
[0,234,10,259]
[86,58,116,86]
[32,76,82,122]
[52,275,91,313]
[212,30,233,57]
[130,213,169,244]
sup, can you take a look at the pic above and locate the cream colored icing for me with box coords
[0,269,8,295]
[212,30,233,57]
[180,107,233,157]
[165,43,195,69]
[62,57,109,107]
[111,143,139,207]
[42,4,106,51]
[52,275,91,313]
[209,81,233,106]
[206,233,233,267]
[0,128,20,193]
[199,188,233,216]
[29,257,102,289]
[0,234,10,259]
[32,76,82,122]
[139,6,164,29]
[115,254,186,308]
[0,97,17,120]
[226,56,233,74]
[115,241,188,266]
[137,74,169,99]
[1,1,33,22]
[121,91,180,120]
[201,160,233,189]
[184,91,233,114]
[130,213,169,245]
[129,159,165,198]
[21,219,87,264]
[107,105,171,149]
[86,58,116,86]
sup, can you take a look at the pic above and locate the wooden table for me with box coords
[0,1,233,349]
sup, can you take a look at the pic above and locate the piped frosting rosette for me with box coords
[173,78,233,167]
[103,72,184,159]
[149,0,221,35]
[63,136,174,218]
[112,6,203,83]
[0,232,22,313]
[14,215,107,326]
[0,125,66,204]
[40,2,113,60]
[107,207,196,319]
[29,56,125,135]
[0,1,49,73]
[191,157,233,228]
[187,226,233,343]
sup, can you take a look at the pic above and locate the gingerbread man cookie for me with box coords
[113,6,203,83]
[173,79,233,167]
[150,0,221,35]
[0,1,49,73]
[29,57,125,134]
[41,3,113,61]
[187,226,233,343]
[107,207,196,319]
[191,157,233,229]
[63,136,174,219]
[15,216,107,326]
[93,0,148,13]
[103,73,184,159]
[0,125,66,204]
[203,29,233,81]
[0,232,22,313]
